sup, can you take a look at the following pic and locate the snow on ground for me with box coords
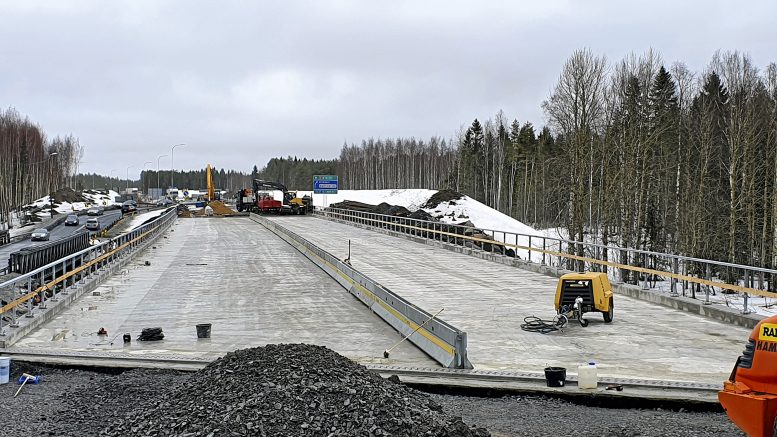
[295,188,777,317]
[82,190,120,208]
[294,189,540,259]
[24,190,120,215]
[297,189,438,211]
[124,208,170,230]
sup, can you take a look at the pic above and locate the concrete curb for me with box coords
[318,215,765,330]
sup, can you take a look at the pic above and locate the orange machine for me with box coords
[719,314,777,436]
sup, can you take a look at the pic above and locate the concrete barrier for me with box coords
[317,214,765,330]
[251,214,472,369]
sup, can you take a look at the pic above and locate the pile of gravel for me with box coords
[102,344,489,437]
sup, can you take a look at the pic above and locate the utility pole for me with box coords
[170,143,185,190]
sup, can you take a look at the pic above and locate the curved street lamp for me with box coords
[170,143,185,189]
[157,154,168,199]
[143,161,153,198]
[126,165,134,193]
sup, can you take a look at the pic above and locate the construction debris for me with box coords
[102,344,489,436]
[137,327,164,341]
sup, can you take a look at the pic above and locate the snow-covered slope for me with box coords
[298,189,438,211]
[296,189,540,259]
[24,190,120,215]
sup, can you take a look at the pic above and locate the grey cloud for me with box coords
[1,0,775,176]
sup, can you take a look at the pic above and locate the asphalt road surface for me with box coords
[0,209,123,271]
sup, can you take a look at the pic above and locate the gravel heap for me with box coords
[102,344,489,437]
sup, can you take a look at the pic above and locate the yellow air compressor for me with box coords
[554,272,614,327]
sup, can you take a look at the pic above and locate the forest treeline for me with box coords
[334,49,777,268]
[75,168,254,195]
[7,49,777,270]
[0,108,82,229]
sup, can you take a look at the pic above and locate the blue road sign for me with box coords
[313,175,338,194]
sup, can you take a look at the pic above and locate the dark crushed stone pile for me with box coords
[421,190,464,209]
[102,344,489,437]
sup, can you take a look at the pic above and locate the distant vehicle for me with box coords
[87,207,104,216]
[85,218,100,230]
[121,200,137,213]
[31,228,50,241]
[156,198,174,206]
[64,214,79,226]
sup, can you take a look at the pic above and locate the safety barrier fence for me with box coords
[0,207,177,342]
[8,231,92,275]
[315,207,777,314]
[252,214,472,369]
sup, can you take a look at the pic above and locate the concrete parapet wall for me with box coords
[251,214,472,369]
[319,215,764,330]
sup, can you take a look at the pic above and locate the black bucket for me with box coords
[544,367,566,387]
[196,323,212,339]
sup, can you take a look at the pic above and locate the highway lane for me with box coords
[0,209,123,271]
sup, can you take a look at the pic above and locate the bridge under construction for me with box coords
[0,207,767,406]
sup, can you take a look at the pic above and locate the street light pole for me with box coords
[157,154,168,198]
[170,143,185,190]
[126,165,133,193]
[48,152,59,218]
[109,169,117,194]
[143,161,152,199]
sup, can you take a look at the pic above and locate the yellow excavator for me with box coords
[206,164,215,201]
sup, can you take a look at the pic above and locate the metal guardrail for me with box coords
[254,214,472,369]
[316,207,777,312]
[0,207,177,334]
[8,231,91,274]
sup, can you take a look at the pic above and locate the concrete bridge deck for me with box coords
[264,215,750,386]
[10,217,433,366]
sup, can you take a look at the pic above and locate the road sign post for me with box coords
[313,175,338,208]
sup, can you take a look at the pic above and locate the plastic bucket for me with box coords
[196,323,212,339]
[0,357,10,384]
[544,366,566,387]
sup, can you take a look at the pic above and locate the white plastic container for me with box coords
[578,361,598,389]
[0,356,10,384]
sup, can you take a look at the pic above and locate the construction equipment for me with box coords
[554,272,614,327]
[719,315,777,436]
[235,188,254,212]
[206,164,216,201]
[252,179,313,215]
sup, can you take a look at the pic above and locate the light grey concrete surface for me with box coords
[11,217,434,367]
[320,215,765,329]
[265,216,751,386]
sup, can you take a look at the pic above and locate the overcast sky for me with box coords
[1,1,775,178]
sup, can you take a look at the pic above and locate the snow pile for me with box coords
[24,189,120,215]
[299,189,438,211]
[305,189,539,259]
[82,189,120,208]
[124,207,170,230]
